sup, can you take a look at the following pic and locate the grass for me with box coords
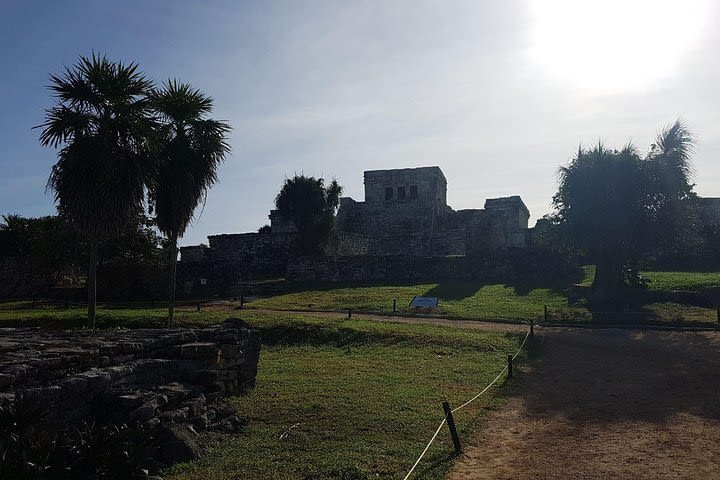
[0,307,532,479]
[247,281,579,321]
[578,266,720,292]
[642,271,720,291]
[165,311,531,480]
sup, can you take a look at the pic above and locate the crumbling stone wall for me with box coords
[209,232,295,280]
[0,321,260,431]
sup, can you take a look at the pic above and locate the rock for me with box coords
[0,373,14,388]
[130,404,156,422]
[156,424,203,463]
[191,413,209,432]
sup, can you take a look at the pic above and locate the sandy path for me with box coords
[446,328,720,479]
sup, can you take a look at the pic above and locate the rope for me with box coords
[402,418,447,480]
[402,326,531,479]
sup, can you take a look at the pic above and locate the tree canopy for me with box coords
[148,80,230,325]
[552,120,697,306]
[275,175,342,255]
[38,53,157,326]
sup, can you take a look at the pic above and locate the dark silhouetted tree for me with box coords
[148,81,230,326]
[275,175,342,255]
[552,120,696,307]
[38,54,155,327]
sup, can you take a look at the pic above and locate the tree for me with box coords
[0,214,82,284]
[38,54,155,327]
[148,81,230,326]
[552,120,696,307]
[275,175,342,255]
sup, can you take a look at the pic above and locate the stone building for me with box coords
[178,166,532,289]
[335,166,530,256]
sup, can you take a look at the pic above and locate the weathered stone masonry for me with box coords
[0,321,260,435]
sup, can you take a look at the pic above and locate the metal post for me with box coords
[348,308,352,319]
[442,401,462,454]
[544,305,548,323]
[507,355,513,379]
[393,298,397,313]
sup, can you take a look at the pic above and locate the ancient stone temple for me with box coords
[178,166,533,289]
[335,166,530,256]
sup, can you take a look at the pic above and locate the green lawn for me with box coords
[167,311,530,480]
[0,307,531,480]
[579,266,720,292]
[642,271,720,291]
[248,281,577,322]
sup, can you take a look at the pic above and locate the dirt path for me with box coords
[446,328,720,479]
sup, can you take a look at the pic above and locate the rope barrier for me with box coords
[402,326,531,480]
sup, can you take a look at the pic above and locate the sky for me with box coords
[1,0,718,246]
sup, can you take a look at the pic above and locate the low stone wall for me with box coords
[209,232,296,280]
[0,320,260,466]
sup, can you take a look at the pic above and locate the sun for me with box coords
[528,0,711,92]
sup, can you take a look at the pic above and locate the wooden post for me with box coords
[442,401,462,454]
[543,305,548,323]
[716,304,719,324]
[507,355,513,379]
[393,298,397,313]
[240,294,244,309]
[530,320,534,337]
[196,302,201,312]
[348,308,352,319]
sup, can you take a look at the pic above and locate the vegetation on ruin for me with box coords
[274,175,343,254]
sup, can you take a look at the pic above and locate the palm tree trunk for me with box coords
[168,235,178,327]
[87,239,98,328]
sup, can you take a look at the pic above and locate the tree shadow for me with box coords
[521,329,720,426]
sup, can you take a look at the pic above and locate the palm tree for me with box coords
[38,54,155,327]
[149,81,230,326]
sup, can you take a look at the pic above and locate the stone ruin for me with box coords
[174,167,720,290]
[177,166,533,290]
[0,320,260,470]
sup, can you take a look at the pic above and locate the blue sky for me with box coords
[1,0,719,246]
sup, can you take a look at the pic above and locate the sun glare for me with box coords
[529,0,710,91]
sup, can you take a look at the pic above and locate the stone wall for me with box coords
[208,232,295,280]
[363,166,447,206]
[0,321,260,466]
